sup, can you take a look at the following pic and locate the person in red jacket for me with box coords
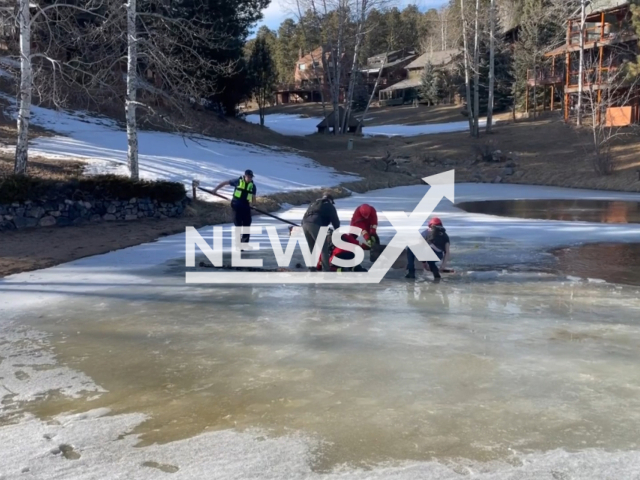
[350,204,379,249]
[316,233,368,272]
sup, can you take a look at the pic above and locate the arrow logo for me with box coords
[186,170,455,284]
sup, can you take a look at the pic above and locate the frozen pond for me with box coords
[457,199,640,224]
[3,183,640,478]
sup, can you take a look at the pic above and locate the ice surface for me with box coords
[2,182,640,478]
[0,98,356,197]
[244,113,488,137]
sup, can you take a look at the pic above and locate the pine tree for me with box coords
[248,36,277,126]
[420,61,439,105]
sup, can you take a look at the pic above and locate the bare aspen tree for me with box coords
[460,0,474,135]
[15,0,31,174]
[486,0,495,133]
[472,0,480,137]
[580,52,638,175]
[341,0,389,134]
[126,0,138,180]
[356,53,386,133]
[95,0,233,179]
[13,0,111,175]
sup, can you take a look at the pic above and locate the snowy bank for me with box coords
[1,100,356,198]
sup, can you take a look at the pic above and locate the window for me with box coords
[299,64,306,71]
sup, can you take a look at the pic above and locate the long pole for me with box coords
[196,185,300,228]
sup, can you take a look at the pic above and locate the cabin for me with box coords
[359,49,417,97]
[378,49,460,106]
[535,0,640,124]
[316,106,359,134]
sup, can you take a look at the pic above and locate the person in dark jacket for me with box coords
[405,217,451,280]
[302,194,340,271]
[212,169,256,244]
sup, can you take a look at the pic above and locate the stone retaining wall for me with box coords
[0,196,190,231]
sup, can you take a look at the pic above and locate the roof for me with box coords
[360,53,418,74]
[380,77,422,93]
[297,46,335,64]
[586,0,628,15]
[316,106,358,128]
[406,49,460,70]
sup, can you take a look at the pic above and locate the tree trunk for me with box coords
[342,12,366,135]
[15,0,31,175]
[357,54,386,134]
[577,0,586,126]
[472,0,480,138]
[126,0,139,181]
[533,64,537,118]
[461,0,474,135]
[486,0,495,134]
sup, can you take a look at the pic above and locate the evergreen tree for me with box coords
[275,19,300,83]
[248,36,277,126]
[420,62,439,105]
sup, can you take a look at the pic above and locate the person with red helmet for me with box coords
[405,216,451,280]
[350,204,379,249]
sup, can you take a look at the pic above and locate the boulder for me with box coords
[103,214,116,221]
[56,217,72,227]
[106,204,117,214]
[90,214,102,222]
[492,175,503,184]
[503,167,514,176]
[39,216,57,227]
[125,214,137,221]
[0,220,16,232]
[14,217,38,229]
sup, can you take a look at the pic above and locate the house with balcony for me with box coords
[539,0,639,124]
[359,48,417,97]
[275,47,350,104]
[378,48,459,106]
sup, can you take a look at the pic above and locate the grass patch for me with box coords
[0,174,186,204]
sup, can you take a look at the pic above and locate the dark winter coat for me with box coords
[302,198,340,229]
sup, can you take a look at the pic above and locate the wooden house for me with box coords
[537,0,640,124]
[378,49,459,106]
[275,47,349,105]
[359,49,417,97]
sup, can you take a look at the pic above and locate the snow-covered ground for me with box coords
[244,112,484,137]
[244,113,321,136]
[1,100,356,197]
[2,182,640,479]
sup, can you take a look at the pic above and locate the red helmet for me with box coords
[359,204,375,219]
[428,217,442,227]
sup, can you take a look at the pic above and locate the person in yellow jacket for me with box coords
[213,169,256,244]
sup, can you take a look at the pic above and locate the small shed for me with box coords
[316,107,359,134]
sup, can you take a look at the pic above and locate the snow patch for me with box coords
[245,113,488,137]
[0,98,356,197]
[0,323,105,418]
[2,409,640,479]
